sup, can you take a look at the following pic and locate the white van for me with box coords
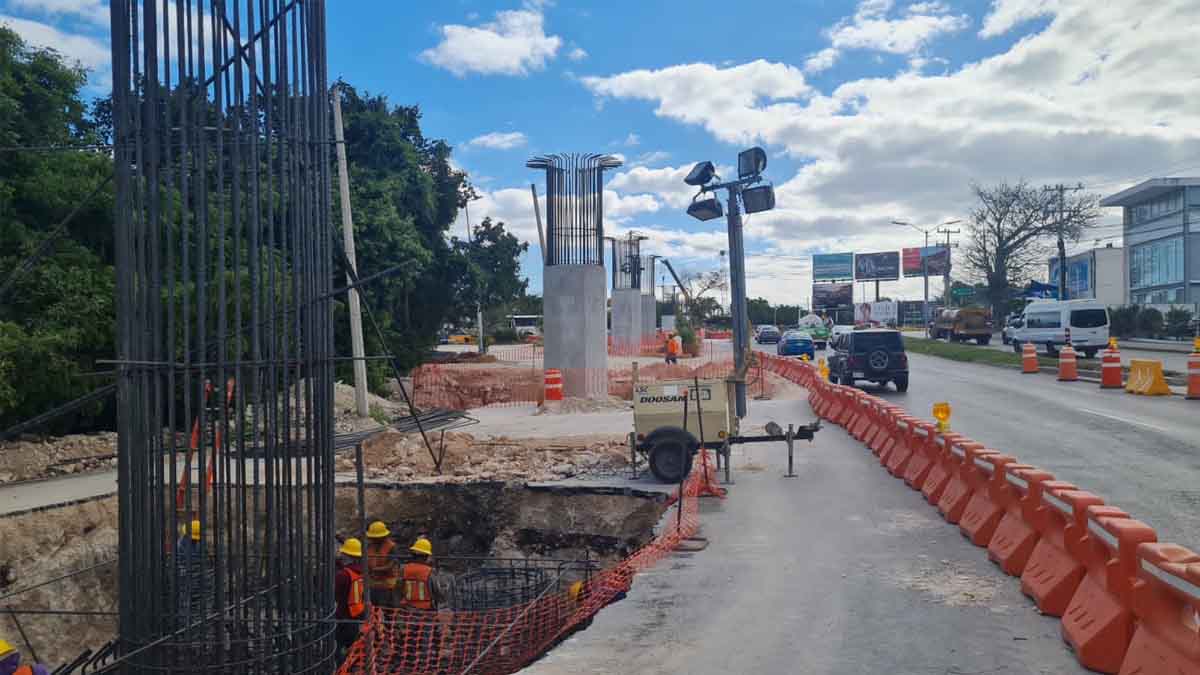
[1008,299,1109,357]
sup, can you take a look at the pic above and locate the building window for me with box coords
[1129,237,1184,289]
[1131,287,1184,305]
[1132,190,1183,224]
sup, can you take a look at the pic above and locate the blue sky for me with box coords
[4,0,1199,305]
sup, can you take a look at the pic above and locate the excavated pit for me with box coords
[0,479,669,667]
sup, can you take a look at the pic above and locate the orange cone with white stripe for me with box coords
[1021,342,1038,374]
[1188,337,1200,400]
[1058,344,1078,381]
[1101,338,1123,389]
[544,369,563,401]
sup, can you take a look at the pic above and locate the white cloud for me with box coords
[6,0,107,26]
[623,132,640,146]
[0,13,109,70]
[420,7,562,77]
[826,0,969,55]
[464,131,528,150]
[568,46,588,61]
[979,0,1059,38]
[629,150,671,167]
[804,47,840,74]
[580,0,1200,303]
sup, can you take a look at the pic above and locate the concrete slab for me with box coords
[523,399,1091,675]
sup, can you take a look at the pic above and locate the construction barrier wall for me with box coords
[757,354,1200,675]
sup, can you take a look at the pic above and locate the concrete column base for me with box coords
[544,265,608,398]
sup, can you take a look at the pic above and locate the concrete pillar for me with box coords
[544,265,608,398]
[641,293,657,344]
[612,288,643,354]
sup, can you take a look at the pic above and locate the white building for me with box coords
[1101,177,1200,305]
[1047,244,1127,307]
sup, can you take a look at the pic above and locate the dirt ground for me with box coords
[0,432,117,485]
[339,430,630,483]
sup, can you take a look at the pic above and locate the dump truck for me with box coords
[929,308,992,344]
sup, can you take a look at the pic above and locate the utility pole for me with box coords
[937,226,960,307]
[332,86,369,418]
[894,219,961,326]
[1044,183,1084,301]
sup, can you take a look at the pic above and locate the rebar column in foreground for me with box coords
[109,1,335,672]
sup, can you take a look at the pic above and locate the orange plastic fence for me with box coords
[337,469,704,675]
[760,354,1200,675]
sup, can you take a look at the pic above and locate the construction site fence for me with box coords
[337,458,707,675]
[759,353,1200,675]
[410,359,738,411]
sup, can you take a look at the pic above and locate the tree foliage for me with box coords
[962,180,1100,321]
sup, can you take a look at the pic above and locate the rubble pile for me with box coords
[411,364,542,410]
[534,396,632,415]
[0,432,117,484]
[338,431,629,483]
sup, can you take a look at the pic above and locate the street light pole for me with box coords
[893,219,961,329]
[725,186,750,418]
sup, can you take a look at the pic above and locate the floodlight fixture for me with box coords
[738,146,767,179]
[742,184,776,214]
[687,194,724,221]
[684,161,716,186]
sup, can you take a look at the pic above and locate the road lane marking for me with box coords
[1078,408,1167,432]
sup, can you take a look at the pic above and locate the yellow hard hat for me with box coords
[339,538,363,558]
[366,521,390,539]
[190,519,201,541]
[0,639,13,657]
[567,580,584,602]
[410,537,433,557]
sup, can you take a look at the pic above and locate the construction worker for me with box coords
[400,536,439,610]
[0,639,49,675]
[665,332,680,365]
[334,538,366,655]
[365,520,402,607]
[175,519,211,619]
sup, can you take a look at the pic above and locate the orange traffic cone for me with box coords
[1187,337,1199,400]
[1101,339,1123,389]
[1058,344,1078,381]
[1021,342,1038,374]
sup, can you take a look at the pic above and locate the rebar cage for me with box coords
[438,557,599,612]
[641,255,655,296]
[526,154,622,266]
[109,1,335,673]
[610,237,642,290]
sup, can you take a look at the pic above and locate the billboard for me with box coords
[1048,255,1093,299]
[812,253,854,281]
[854,301,899,326]
[813,282,853,310]
[854,251,900,281]
[902,245,951,277]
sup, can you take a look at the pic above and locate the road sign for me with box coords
[952,287,975,298]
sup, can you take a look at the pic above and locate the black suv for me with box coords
[828,328,909,392]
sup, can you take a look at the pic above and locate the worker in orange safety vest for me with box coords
[401,536,439,610]
[364,520,402,607]
[335,538,366,655]
[665,332,681,365]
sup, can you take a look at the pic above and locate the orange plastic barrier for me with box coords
[1022,342,1039,373]
[958,452,1019,547]
[901,421,940,490]
[987,466,1060,577]
[1021,487,1106,616]
[850,393,876,441]
[882,413,917,476]
[1101,346,1123,389]
[921,436,976,506]
[1120,543,1200,675]
[1061,509,1157,673]
[544,369,563,401]
[936,443,996,524]
[1058,344,1079,381]
[835,387,860,427]
[870,402,904,454]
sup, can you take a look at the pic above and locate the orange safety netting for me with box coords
[337,465,705,675]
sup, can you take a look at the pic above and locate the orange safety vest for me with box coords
[345,567,365,618]
[667,338,680,355]
[367,539,400,589]
[401,562,434,610]
[15,666,34,675]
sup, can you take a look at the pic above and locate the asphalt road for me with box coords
[971,333,1193,373]
[753,340,1200,549]
[525,399,1090,675]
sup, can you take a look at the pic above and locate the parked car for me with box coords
[755,325,781,344]
[1001,314,1022,345]
[776,331,815,359]
[929,308,992,344]
[827,328,909,392]
[1007,299,1109,357]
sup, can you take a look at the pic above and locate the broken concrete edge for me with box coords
[339,478,673,503]
[0,490,117,520]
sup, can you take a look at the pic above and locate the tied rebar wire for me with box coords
[109,1,334,673]
[640,255,654,297]
[525,154,621,266]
